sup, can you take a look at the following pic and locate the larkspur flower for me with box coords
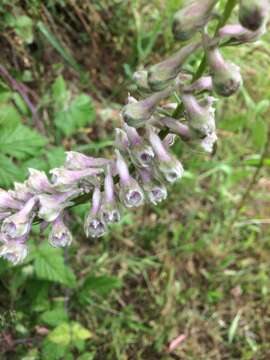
[115,150,144,208]
[0,239,28,265]
[1,197,37,238]
[0,188,22,211]
[161,117,192,141]
[49,213,73,247]
[133,70,150,92]
[84,187,107,238]
[148,126,184,183]
[100,166,121,224]
[239,0,269,31]
[218,23,266,44]
[65,151,112,171]
[27,168,54,194]
[138,168,168,205]
[9,182,33,202]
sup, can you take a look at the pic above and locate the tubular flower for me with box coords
[49,213,73,248]
[218,23,266,44]
[138,168,167,205]
[182,94,216,136]
[0,240,28,265]
[0,188,22,211]
[100,165,121,224]
[148,127,184,183]
[173,0,218,41]
[115,128,130,151]
[239,0,269,31]
[84,187,107,238]
[27,168,54,194]
[65,151,111,170]
[1,197,37,238]
[115,150,144,208]
[133,70,151,92]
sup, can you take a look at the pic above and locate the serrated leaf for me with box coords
[45,147,66,169]
[48,322,91,346]
[34,243,76,288]
[41,308,69,327]
[0,124,47,159]
[42,338,67,359]
[52,75,70,108]
[71,322,92,340]
[14,16,34,44]
[0,154,22,186]
[54,94,95,136]
[0,102,21,127]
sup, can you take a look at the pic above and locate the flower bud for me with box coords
[218,23,266,44]
[184,76,213,93]
[161,117,192,141]
[49,213,72,248]
[0,188,22,211]
[206,46,242,97]
[139,168,167,205]
[133,70,151,92]
[0,240,28,265]
[115,150,144,208]
[38,189,80,222]
[123,123,155,167]
[239,0,269,31]
[65,151,111,171]
[1,197,37,238]
[147,127,184,183]
[148,43,200,91]
[27,168,54,194]
[173,0,218,41]
[122,86,173,128]
[100,166,120,224]
[50,167,103,192]
[200,132,218,153]
[84,187,107,238]
[182,94,216,136]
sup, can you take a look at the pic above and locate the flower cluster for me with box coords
[0,0,268,265]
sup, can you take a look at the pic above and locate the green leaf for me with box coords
[37,21,80,72]
[0,124,47,159]
[54,94,95,136]
[42,338,67,360]
[0,102,21,127]
[77,353,96,360]
[52,75,70,108]
[71,322,92,340]
[14,16,34,44]
[228,311,241,343]
[250,119,268,150]
[33,243,76,288]
[81,275,122,297]
[0,154,22,187]
[45,147,66,169]
[48,322,91,346]
[41,308,69,327]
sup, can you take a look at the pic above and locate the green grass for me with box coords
[0,1,270,359]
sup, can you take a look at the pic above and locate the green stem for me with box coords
[172,0,238,117]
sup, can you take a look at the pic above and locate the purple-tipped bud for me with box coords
[139,168,168,205]
[115,150,144,208]
[173,0,218,41]
[1,197,37,238]
[38,189,80,222]
[50,167,103,192]
[65,151,111,170]
[100,166,120,224]
[27,168,54,194]
[122,86,174,128]
[182,94,216,136]
[84,187,107,238]
[123,123,155,167]
[133,70,150,92]
[115,128,130,151]
[218,23,266,44]
[0,240,28,265]
[49,214,72,248]
[148,43,200,91]
[148,127,184,183]
[0,188,22,211]
[206,46,242,97]
[239,0,269,31]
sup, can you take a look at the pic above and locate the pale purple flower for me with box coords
[218,23,266,44]
[0,188,22,211]
[100,166,120,224]
[0,240,28,265]
[84,187,107,238]
[184,76,213,93]
[8,182,33,202]
[38,189,81,222]
[148,127,184,183]
[163,133,177,149]
[27,168,54,194]
[200,132,218,153]
[0,211,11,221]
[49,213,73,248]
[115,150,144,208]
[1,197,37,238]
[115,128,130,151]
[50,167,103,192]
[161,117,192,141]
[133,70,150,92]
[65,151,112,170]
[139,168,167,205]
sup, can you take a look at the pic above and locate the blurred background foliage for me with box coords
[0,0,270,359]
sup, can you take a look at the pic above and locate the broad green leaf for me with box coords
[77,353,96,360]
[45,147,66,169]
[48,322,91,346]
[34,243,76,288]
[0,124,47,159]
[41,308,69,327]
[42,338,68,359]
[0,103,21,127]
[0,154,22,187]
[54,94,95,136]
[71,322,92,340]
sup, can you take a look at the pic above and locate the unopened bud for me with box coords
[206,46,242,97]
[122,87,173,128]
[218,23,266,44]
[239,0,269,31]
[148,43,200,91]
[173,0,218,41]
[133,70,150,92]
